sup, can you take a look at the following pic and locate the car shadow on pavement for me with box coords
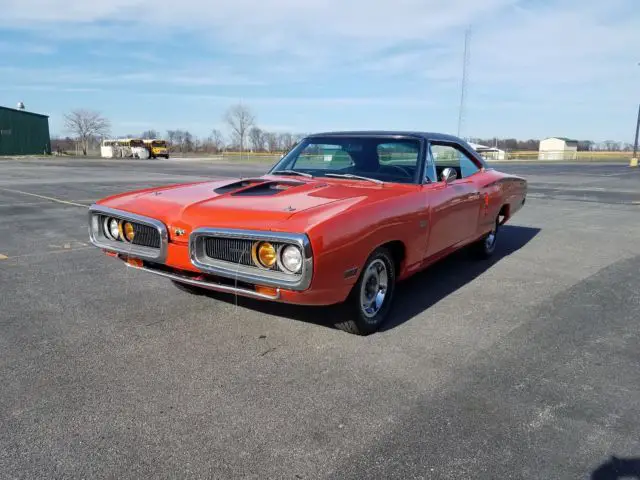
[379,224,541,332]
[591,456,640,479]
[196,224,541,333]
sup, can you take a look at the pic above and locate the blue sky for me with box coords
[1,0,639,142]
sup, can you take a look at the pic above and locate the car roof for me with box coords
[306,130,463,142]
[302,130,489,168]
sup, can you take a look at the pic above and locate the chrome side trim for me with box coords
[88,204,168,262]
[124,262,280,300]
[190,228,313,291]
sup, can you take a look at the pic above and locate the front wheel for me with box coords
[334,248,396,335]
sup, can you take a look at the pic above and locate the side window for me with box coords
[424,144,437,183]
[431,143,480,181]
[377,141,419,166]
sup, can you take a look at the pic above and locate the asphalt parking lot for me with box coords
[1,157,640,479]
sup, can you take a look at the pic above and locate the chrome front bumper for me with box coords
[124,261,281,300]
[89,205,311,296]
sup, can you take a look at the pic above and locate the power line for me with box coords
[457,28,471,138]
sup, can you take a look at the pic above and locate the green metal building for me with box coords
[0,105,51,156]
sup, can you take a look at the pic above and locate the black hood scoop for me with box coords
[213,178,305,196]
[213,179,264,194]
[231,180,305,196]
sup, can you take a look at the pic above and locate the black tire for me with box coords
[474,217,499,259]
[334,247,396,335]
[172,280,205,295]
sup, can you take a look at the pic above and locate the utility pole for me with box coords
[457,28,470,138]
[631,103,639,167]
[632,62,639,168]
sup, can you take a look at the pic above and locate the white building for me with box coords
[538,137,578,160]
[468,142,506,161]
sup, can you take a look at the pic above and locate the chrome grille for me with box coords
[131,223,161,248]
[99,215,161,249]
[189,228,312,291]
[203,237,286,272]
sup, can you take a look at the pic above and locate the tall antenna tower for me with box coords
[457,28,471,138]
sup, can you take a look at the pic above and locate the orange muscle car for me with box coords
[89,131,527,334]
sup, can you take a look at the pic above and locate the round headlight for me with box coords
[254,242,277,268]
[123,222,135,242]
[104,217,120,240]
[280,245,303,273]
[103,217,112,239]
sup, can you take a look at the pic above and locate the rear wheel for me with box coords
[334,248,396,335]
[474,217,499,259]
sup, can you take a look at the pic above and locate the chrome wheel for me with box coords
[360,259,389,319]
[475,218,500,259]
[485,226,497,251]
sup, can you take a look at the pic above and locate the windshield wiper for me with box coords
[273,170,313,178]
[324,173,383,184]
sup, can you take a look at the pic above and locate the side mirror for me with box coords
[441,167,457,183]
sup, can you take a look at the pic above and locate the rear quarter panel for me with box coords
[477,169,527,230]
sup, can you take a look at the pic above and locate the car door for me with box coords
[424,141,483,257]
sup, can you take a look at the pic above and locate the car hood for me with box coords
[96,175,408,238]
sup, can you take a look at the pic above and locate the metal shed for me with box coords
[0,106,51,156]
[538,137,578,160]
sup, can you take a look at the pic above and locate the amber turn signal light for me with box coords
[255,285,278,297]
[253,241,277,268]
[126,257,143,268]
[123,222,135,242]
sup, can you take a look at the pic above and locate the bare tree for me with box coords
[248,127,264,152]
[64,109,111,155]
[577,140,594,152]
[223,104,255,155]
[603,140,619,151]
[210,129,225,152]
[141,129,159,139]
[278,132,295,151]
[264,132,279,152]
[166,130,177,152]
[183,131,194,152]
[51,136,75,154]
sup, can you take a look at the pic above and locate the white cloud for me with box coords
[3,0,639,139]
[4,0,638,90]
[137,92,436,108]
[0,65,262,87]
[0,41,56,54]
[4,85,101,93]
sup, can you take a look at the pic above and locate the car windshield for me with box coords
[270,136,422,184]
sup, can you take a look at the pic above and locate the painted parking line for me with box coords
[0,187,89,208]
[0,199,97,208]
[1,246,93,261]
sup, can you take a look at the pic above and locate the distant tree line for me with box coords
[52,105,635,156]
[469,138,635,152]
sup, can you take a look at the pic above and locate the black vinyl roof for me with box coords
[306,130,463,142]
